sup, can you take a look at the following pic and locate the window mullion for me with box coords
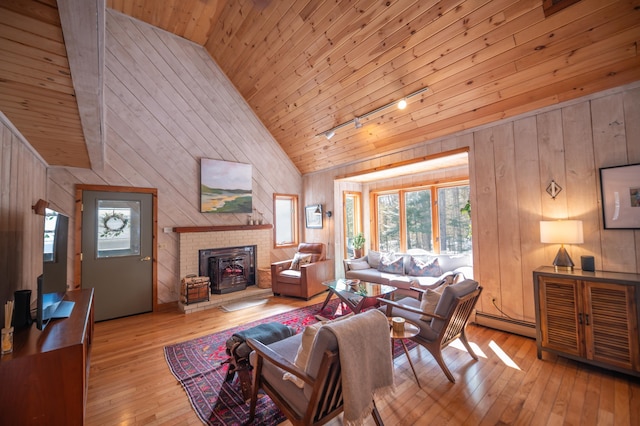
[399,190,407,252]
[432,186,440,253]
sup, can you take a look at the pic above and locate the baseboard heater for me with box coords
[473,311,536,339]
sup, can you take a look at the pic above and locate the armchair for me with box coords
[247,309,392,425]
[378,279,482,383]
[271,243,334,300]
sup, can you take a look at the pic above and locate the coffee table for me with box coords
[319,279,396,315]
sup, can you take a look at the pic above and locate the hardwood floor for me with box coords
[85,293,640,426]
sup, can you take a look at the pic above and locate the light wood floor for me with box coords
[85,293,640,426]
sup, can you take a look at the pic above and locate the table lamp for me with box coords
[540,220,584,271]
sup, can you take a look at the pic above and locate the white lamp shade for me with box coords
[540,220,584,244]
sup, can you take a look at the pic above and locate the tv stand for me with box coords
[0,289,94,425]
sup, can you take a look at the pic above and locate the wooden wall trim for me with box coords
[173,224,273,233]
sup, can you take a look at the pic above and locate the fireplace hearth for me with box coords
[199,246,256,294]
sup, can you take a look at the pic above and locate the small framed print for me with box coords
[600,163,640,229]
[305,205,323,229]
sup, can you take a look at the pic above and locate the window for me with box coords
[273,194,298,248]
[373,182,470,254]
[343,192,362,258]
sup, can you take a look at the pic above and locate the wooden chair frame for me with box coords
[246,338,383,426]
[379,285,483,383]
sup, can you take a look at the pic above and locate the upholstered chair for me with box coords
[378,279,483,383]
[271,243,334,300]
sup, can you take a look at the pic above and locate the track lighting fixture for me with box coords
[316,86,429,139]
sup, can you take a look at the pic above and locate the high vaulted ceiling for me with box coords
[2,0,640,174]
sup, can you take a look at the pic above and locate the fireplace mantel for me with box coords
[173,224,272,233]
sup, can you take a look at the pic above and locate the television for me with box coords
[36,208,74,331]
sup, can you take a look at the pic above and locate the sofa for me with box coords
[343,249,473,298]
[271,243,335,300]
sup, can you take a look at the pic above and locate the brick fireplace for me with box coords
[177,226,272,313]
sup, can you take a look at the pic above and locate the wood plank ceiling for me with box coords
[2,0,640,174]
[0,0,90,168]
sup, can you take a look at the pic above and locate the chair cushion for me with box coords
[431,279,479,333]
[297,242,326,263]
[251,334,309,417]
[290,252,312,270]
[277,269,301,284]
[303,326,339,399]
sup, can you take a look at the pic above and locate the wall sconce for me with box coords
[32,199,49,215]
[540,220,584,271]
[313,204,332,217]
[317,86,429,139]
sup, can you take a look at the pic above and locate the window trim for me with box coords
[342,191,363,259]
[273,193,299,248]
[371,178,469,253]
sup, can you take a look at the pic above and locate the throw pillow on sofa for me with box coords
[407,256,442,277]
[378,256,404,274]
[348,260,370,270]
[290,252,312,271]
[367,250,383,268]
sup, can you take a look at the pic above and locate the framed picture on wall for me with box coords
[200,159,252,213]
[599,163,640,229]
[305,205,323,229]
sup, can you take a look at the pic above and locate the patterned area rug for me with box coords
[164,298,415,426]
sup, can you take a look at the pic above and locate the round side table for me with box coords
[389,318,421,388]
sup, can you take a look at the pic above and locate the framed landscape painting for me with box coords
[600,163,640,229]
[200,159,252,213]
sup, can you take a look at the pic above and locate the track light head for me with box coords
[354,117,362,129]
[324,130,335,140]
[397,99,407,110]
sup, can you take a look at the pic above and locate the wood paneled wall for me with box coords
[46,10,302,304]
[305,83,640,323]
[0,115,47,310]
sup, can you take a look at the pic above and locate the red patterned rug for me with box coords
[164,298,414,426]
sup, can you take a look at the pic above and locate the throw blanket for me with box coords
[324,309,395,425]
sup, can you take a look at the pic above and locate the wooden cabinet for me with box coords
[0,289,94,425]
[533,267,640,377]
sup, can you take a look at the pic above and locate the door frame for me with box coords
[74,184,158,313]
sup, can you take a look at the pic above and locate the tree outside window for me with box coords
[374,183,470,254]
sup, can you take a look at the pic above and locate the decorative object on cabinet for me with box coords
[599,163,640,229]
[200,158,252,213]
[533,267,640,378]
[539,220,583,271]
[305,205,323,228]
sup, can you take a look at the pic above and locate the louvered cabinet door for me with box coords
[582,281,640,371]
[537,276,583,357]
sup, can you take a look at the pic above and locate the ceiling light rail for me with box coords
[317,87,429,140]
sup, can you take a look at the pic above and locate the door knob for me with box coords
[140,256,151,261]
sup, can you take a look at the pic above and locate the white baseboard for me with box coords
[474,311,536,339]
